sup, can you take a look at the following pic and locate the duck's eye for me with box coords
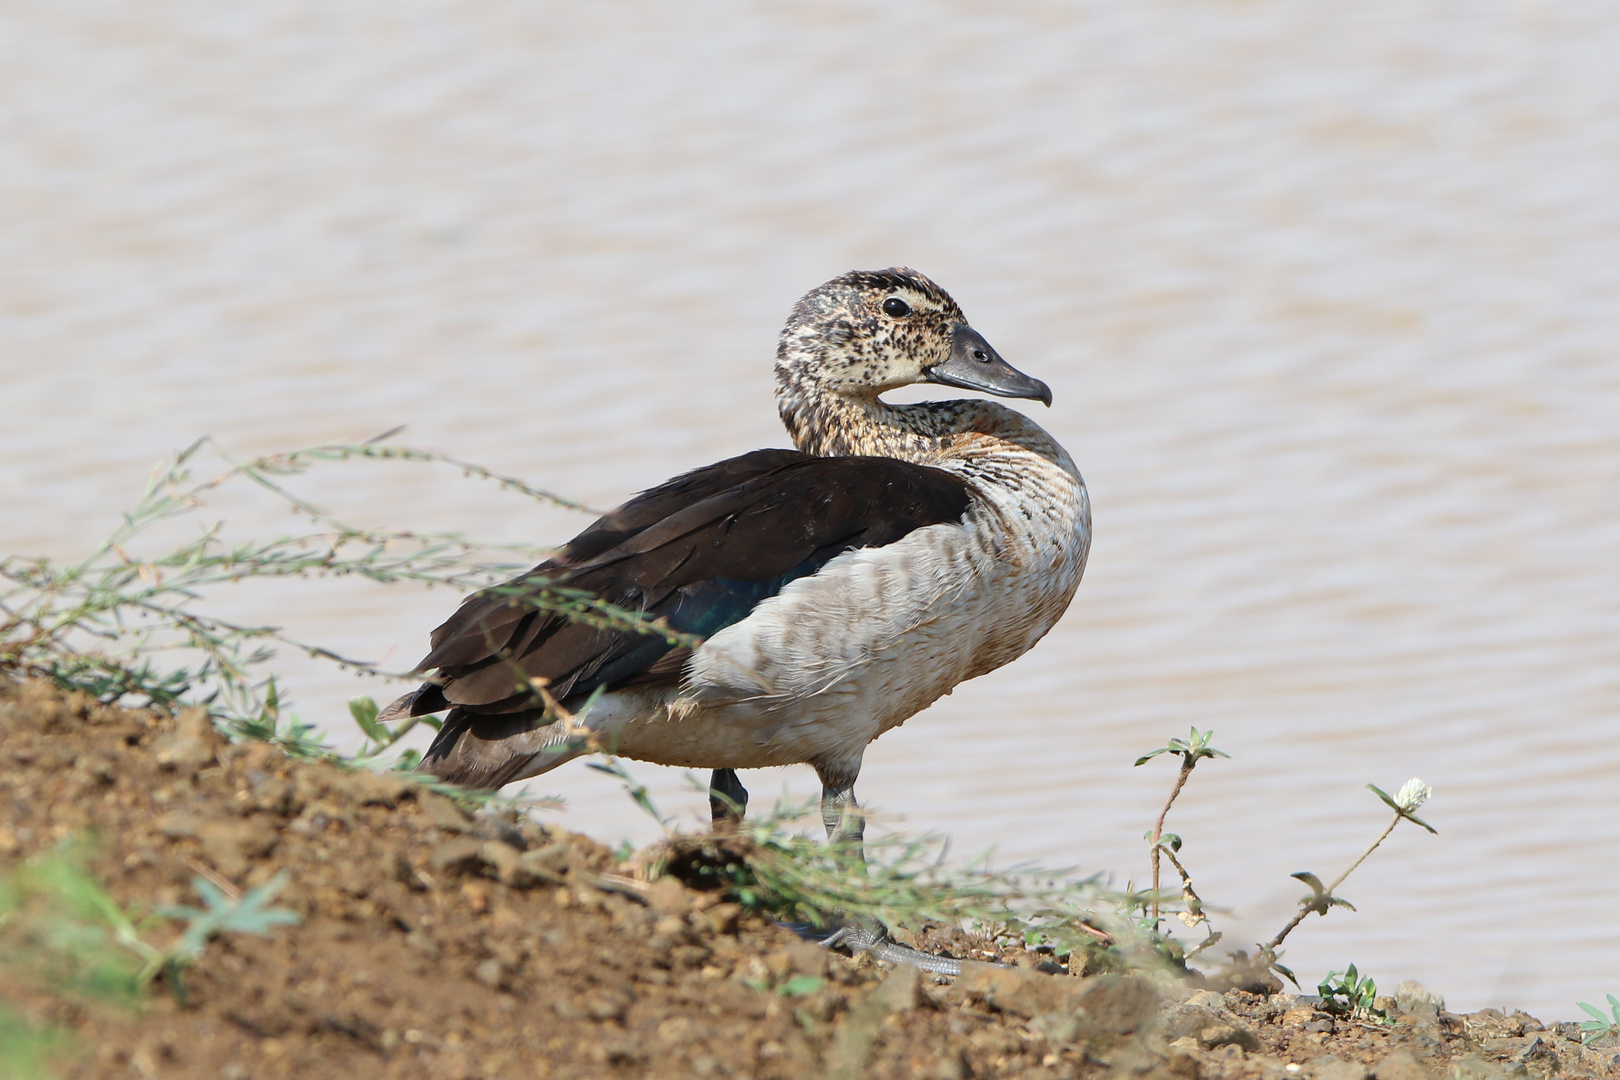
[882,297,911,317]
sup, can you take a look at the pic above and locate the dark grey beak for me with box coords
[923,327,1053,407]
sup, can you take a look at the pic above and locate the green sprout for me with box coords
[1578,995,1620,1047]
[145,873,301,990]
[1319,964,1382,1020]
[1134,726,1231,769]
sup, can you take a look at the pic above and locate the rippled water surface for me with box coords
[3,2,1617,1018]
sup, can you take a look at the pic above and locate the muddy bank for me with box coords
[1,678,1614,1080]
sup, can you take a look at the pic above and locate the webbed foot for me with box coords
[818,916,969,976]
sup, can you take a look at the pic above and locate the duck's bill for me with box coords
[924,326,1053,407]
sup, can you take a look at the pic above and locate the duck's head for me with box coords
[775,267,1052,407]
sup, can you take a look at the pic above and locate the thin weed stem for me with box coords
[1264,903,1313,954]
[1264,814,1398,951]
[1325,814,1401,897]
[1136,728,1226,934]
[1150,757,1195,930]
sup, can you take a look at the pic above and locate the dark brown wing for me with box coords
[403,449,971,717]
[410,449,806,678]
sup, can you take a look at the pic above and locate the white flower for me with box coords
[1395,777,1432,812]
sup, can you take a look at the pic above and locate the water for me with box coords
[3,1,1617,1019]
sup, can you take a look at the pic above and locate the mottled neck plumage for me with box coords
[775,373,1079,486]
[775,381,953,461]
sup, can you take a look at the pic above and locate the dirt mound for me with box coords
[1,678,1611,1079]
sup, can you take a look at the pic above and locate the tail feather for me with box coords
[377,683,448,725]
[420,707,590,790]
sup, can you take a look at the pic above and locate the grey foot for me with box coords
[819,917,968,976]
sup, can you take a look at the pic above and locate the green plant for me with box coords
[1577,995,1620,1047]
[0,845,301,1002]
[330,695,561,814]
[144,873,301,991]
[1126,727,1441,991]
[0,432,692,832]
[778,975,825,997]
[1134,727,1229,951]
[1265,778,1435,954]
[1319,964,1382,1020]
[3,436,1458,1004]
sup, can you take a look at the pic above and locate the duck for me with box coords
[382,267,1091,856]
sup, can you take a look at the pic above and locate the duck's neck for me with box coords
[777,380,1080,481]
[777,384,965,461]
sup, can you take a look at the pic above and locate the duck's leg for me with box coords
[815,758,865,844]
[708,767,749,825]
[819,781,865,850]
[812,762,968,976]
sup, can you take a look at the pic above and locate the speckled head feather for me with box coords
[775,267,967,403]
[774,267,1059,461]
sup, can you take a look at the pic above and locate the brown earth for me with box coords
[1,676,1615,1080]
